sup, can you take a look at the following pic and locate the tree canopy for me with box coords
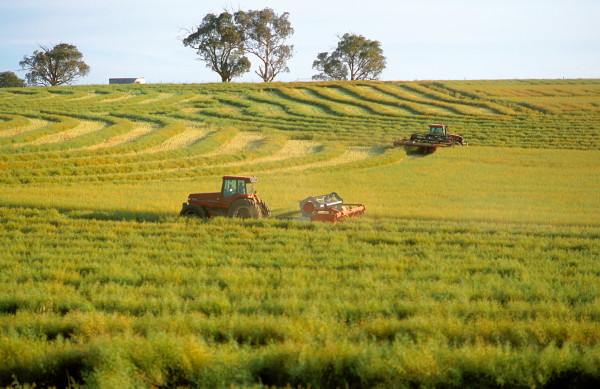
[235,8,294,82]
[0,71,26,88]
[182,12,250,82]
[19,43,90,86]
[312,52,347,81]
[313,34,386,81]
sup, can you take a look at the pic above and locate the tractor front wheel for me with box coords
[180,204,206,218]
[228,199,261,219]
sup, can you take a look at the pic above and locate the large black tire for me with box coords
[180,204,206,218]
[228,199,261,219]
[258,199,271,218]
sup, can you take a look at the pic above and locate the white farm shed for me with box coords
[109,77,146,85]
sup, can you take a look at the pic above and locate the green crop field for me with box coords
[0,79,599,388]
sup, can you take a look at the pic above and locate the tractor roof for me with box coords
[222,175,258,183]
[429,124,446,128]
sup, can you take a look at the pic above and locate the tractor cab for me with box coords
[428,124,447,135]
[221,176,257,198]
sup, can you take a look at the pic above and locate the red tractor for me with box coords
[180,176,271,219]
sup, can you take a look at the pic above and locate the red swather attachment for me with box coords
[299,192,365,223]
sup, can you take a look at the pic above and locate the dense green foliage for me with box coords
[0,72,26,88]
[0,79,599,388]
[313,34,386,81]
[183,12,251,82]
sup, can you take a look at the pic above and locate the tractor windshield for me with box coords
[429,126,444,135]
[223,179,252,197]
[236,180,247,194]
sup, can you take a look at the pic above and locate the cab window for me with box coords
[222,179,236,197]
[236,180,246,195]
[223,179,246,197]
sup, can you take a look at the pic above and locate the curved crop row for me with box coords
[0,80,598,186]
[0,114,30,132]
[0,113,79,147]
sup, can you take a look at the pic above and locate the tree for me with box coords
[0,71,26,87]
[312,34,386,81]
[312,52,347,81]
[183,12,250,82]
[19,43,90,86]
[235,8,294,82]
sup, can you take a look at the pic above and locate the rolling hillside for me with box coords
[0,79,598,185]
[0,80,599,388]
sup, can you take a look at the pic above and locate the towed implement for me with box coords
[394,124,466,154]
[299,192,365,223]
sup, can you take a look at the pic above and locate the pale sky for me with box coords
[1,0,598,84]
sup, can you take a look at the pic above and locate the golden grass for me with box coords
[137,93,174,105]
[211,139,320,169]
[273,146,379,172]
[265,89,328,117]
[0,118,47,138]
[85,122,157,150]
[355,85,419,115]
[26,120,105,146]
[180,107,201,114]
[142,121,210,153]
[102,94,134,103]
[256,140,320,161]
[70,92,99,101]
[203,131,265,156]
[299,88,367,116]
[307,86,391,116]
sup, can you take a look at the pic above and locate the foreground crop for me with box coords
[0,208,598,387]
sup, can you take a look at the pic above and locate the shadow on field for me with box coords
[404,149,433,158]
[69,209,168,223]
[274,209,301,218]
[1,203,169,223]
[1,203,307,224]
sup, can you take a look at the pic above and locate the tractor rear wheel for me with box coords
[258,199,271,218]
[228,199,261,219]
[180,204,206,218]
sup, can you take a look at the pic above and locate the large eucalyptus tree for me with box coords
[19,43,90,86]
[313,34,386,81]
[234,8,294,82]
[182,12,250,82]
